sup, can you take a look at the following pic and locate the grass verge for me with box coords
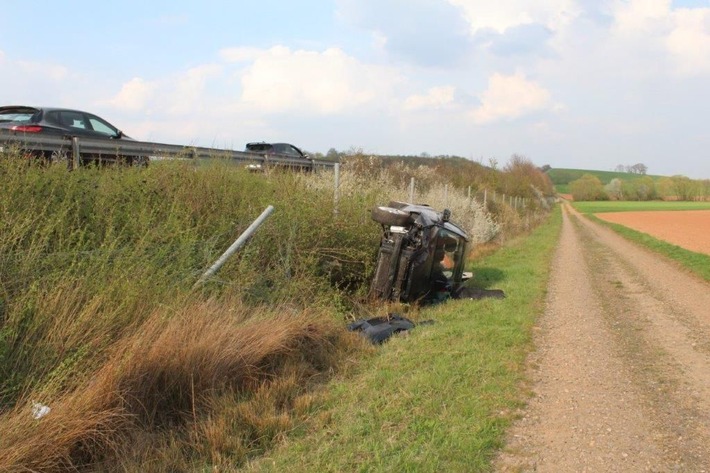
[245,207,563,472]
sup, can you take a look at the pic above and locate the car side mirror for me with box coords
[115,130,123,139]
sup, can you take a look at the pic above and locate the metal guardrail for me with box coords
[0,129,336,171]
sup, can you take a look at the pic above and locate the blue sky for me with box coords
[2,0,710,178]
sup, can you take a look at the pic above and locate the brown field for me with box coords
[595,210,710,255]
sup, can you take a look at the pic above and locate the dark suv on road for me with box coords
[245,142,310,160]
[369,202,470,304]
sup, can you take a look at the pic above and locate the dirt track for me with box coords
[496,203,710,472]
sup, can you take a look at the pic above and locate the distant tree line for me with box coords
[614,163,648,175]
[569,173,710,201]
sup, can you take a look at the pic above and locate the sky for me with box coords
[1,0,709,178]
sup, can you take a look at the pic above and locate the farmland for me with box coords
[573,200,710,281]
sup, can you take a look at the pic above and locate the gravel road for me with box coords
[495,203,710,472]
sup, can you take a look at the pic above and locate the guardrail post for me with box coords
[409,177,415,203]
[71,137,81,170]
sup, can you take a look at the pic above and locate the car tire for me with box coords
[371,206,413,226]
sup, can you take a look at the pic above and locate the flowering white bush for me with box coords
[301,165,500,244]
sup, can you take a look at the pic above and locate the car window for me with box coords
[246,143,272,152]
[0,110,34,123]
[59,111,87,130]
[273,144,301,157]
[45,111,62,125]
[87,114,118,136]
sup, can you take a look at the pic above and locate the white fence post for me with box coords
[333,163,340,216]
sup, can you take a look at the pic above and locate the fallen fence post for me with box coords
[193,205,275,288]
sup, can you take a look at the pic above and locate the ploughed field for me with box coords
[594,210,710,255]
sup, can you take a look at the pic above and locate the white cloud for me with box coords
[612,0,672,34]
[404,86,457,111]
[448,0,579,34]
[219,47,265,63]
[169,64,223,114]
[666,7,710,75]
[107,77,157,112]
[610,1,710,76]
[473,72,551,123]
[239,46,401,114]
[16,60,68,81]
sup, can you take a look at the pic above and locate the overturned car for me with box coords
[369,202,471,304]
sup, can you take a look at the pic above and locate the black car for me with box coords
[244,142,313,172]
[369,202,471,304]
[0,106,131,140]
[245,142,310,160]
[0,106,146,166]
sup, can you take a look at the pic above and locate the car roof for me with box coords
[0,105,100,114]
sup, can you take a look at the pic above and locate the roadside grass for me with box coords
[246,207,562,473]
[0,152,550,471]
[572,200,710,213]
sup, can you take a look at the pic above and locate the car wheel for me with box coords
[371,206,413,226]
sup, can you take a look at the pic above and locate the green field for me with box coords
[572,201,710,213]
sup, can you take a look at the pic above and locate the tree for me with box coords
[570,174,607,201]
[325,148,341,161]
[605,178,623,200]
[671,175,698,201]
[629,163,648,175]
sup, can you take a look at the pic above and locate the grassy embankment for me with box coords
[247,207,563,472]
[0,157,381,471]
[0,153,553,471]
[573,201,710,282]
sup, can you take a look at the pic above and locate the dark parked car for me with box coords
[245,142,310,159]
[244,142,313,172]
[0,106,131,140]
[0,105,144,165]
[369,202,471,304]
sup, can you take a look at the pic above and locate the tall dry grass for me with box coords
[0,298,363,472]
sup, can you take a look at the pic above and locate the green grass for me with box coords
[247,207,563,473]
[572,201,710,213]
